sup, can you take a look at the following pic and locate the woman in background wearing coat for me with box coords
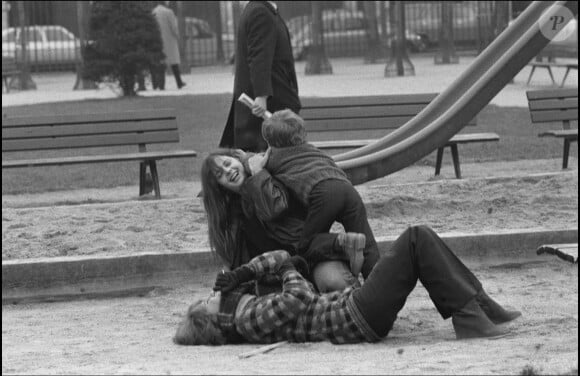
[219,1,300,153]
[152,1,186,90]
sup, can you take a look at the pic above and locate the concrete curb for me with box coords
[2,227,577,304]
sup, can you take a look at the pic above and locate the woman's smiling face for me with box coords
[212,155,246,192]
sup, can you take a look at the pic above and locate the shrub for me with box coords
[83,1,165,96]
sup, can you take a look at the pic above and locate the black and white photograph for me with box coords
[2,1,578,375]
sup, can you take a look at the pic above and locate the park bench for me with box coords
[526,88,578,169]
[301,93,500,179]
[2,56,20,93]
[1,109,197,199]
[526,60,578,87]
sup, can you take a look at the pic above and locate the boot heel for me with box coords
[453,298,510,339]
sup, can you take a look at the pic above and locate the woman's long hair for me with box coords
[201,149,244,267]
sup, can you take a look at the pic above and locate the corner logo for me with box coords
[539,5,576,42]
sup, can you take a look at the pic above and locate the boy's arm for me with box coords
[239,168,290,220]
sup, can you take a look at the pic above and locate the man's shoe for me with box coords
[452,298,510,339]
[178,82,186,89]
[476,290,522,324]
[336,233,365,277]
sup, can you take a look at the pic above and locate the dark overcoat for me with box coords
[219,1,301,152]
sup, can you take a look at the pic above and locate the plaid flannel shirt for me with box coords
[234,250,381,344]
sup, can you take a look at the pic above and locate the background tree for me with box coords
[83,1,164,96]
[362,1,383,64]
[304,1,332,75]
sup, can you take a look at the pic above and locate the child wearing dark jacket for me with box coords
[257,109,380,280]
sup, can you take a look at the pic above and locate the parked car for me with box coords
[288,10,429,61]
[405,2,491,46]
[2,25,81,70]
[184,17,235,66]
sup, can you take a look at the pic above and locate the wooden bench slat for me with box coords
[2,119,179,140]
[306,115,476,132]
[530,109,579,123]
[528,97,578,111]
[526,88,578,100]
[303,93,437,108]
[528,61,578,68]
[2,130,181,152]
[306,116,418,132]
[301,104,431,120]
[312,139,375,149]
[2,150,198,168]
[538,129,578,138]
[312,133,499,150]
[446,133,500,144]
[2,109,177,127]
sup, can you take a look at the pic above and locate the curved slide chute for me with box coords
[335,1,577,185]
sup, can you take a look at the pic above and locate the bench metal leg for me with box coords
[560,67,572,87]
[562,139,570,169]
[527,65,556,86]
[450,144,462,179]
[148,160,161,199]
[139,162,147,196]
[526,65,536,85]
[546,66,556,86]
[435,147,444,176]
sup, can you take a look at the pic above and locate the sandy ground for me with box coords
[1,158,578,375]
[2,256,578,375]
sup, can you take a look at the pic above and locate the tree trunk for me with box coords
[13,0,36,90]
[305,1,332,75]
[363,1,385,64]
[74,0,97,90]
[384,1,414,77]
[434,1,459,64]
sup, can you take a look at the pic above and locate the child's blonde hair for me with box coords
[262,109,307,147]
[173,301,227,346]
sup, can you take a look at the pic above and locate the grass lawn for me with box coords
[2,94,576,195]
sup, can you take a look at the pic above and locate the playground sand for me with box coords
[2,256,578,375]
[1,158,578,375]
[2,159,577,261]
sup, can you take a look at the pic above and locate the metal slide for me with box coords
[335,1,578,185]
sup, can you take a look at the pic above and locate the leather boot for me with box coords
[336,233,365,276]
[452,298,510,339]
[476,290,522,324]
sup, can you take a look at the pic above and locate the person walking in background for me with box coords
[219,1,300,153]
[152,1,186,90]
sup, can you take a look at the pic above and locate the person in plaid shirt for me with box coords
[174,225,521,345]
